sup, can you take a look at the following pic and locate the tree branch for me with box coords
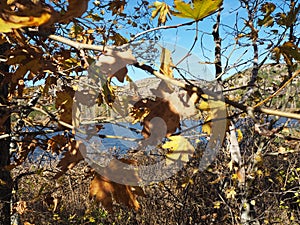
[48,34,300,121]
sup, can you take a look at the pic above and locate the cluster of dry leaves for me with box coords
[0,0,233,214]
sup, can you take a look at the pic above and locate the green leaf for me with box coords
[172,0,223,21]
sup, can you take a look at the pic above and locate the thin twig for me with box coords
[254,68,300,108]
[48,34,300,120]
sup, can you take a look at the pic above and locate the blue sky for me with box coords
[122,0,249,83]
[27,0,292,87]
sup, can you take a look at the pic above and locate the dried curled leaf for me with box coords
[59,0,89,23]
[54,139,84,179]
[131,98,180,138]
[108,0,126,15]
[55,86,75,125]
[272,41,300,66]
[95,48,136,80]
[149,1,172,25]
[47,134,68,154]
[90,173,144,212]
[258,2,276,27]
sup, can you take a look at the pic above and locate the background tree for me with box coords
[0,0,299,224]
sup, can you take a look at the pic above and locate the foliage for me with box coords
[0,0,300,224]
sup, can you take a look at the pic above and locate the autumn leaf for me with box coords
[130,105,150,124]
[202,114,212,135]
[90,172,144,212]
[160,47,173,78]
[59,0,89,23]
[12,201,27,215]
[94,48,136,83]
[272,41,300,66]
[228,122,245,184]
[196,95,210,111]
[225,187,236,199]
[0,13,51,33]
[198,96,227,135]
[236,129,243,142]
[162,135,195,166]
[112,67,128,83]
[55,86,75,125]
[275,2,300,27]
[108,0,126,15]
[131,98,180,138]
[172,0,223,21]
[258,2,276,27]
[102,79,116,106]
[149,1,172,25]
[111,33,128,46]
[47,134,68,154]
[54,139,84,179]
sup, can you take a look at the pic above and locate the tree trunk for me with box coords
[0,42,12,225]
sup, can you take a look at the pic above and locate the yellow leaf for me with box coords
[172,0,223,21]
[162,135,195,166]
[196,100,210,111]
[149,1,172,25]
[160,47,173,78]
[225,187,236,199]
[236,129,243,142]
[202,114,212,134]
[0,13,51,33]
[130,106,150,124]
[102,80,116,106]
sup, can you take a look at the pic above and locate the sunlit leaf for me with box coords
[55,86,75,125]
[108,0,126,15]
[162,135,195,166]
[0,13,51,33]
[54,139,84,179]
[258,2,276,27]
[202,114,212,134]
[196,100,210,111]
[102,80,116,106]
[275,2,300,27]
[160,47,173,78]
[90,172,144,212]
[132,98,180,138]
[272,41,300,66]
[149,1,172,25]
[236,129,243,142]
[172,0,223,21]
[225,187,236,199]
[130,106,150,124]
